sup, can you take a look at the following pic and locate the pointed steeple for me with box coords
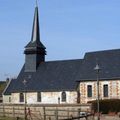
[31,5,40,43]
[36,0,38,8]
[24,3,46,72]
[25,4,46,49]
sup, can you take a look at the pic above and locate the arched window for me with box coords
[103,84,108,97]
[87,85,92,97]
[19,93,24,102]
[77,91,80,103]
[61,91,66,102]
[37,92,41,102]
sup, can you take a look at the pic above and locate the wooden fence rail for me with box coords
[0,104,92,120]
[59,113,94,120]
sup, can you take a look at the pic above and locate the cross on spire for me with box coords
[36,0,38,7]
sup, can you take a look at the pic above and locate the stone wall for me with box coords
[3,95,11,103]
[80,80,120,103]
[3,91,77,104]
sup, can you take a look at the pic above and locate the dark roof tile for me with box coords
[4,59,82,94]
[76,49,120,81]
[4,49,120,95]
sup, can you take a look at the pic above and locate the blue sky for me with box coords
[0,0,120,80]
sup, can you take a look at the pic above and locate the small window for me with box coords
[87,85,92,97]
[77,91,80,103]
[61,92,66,102]
[37,92,41,102]
[19,93,24,102]
[103,84,108,97]
[9,97,11,103]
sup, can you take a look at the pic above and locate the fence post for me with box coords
[67,108,69,118]
[3,104,5,117]
[48,117,51,120]
[70,114,73,120]
[55,108,58,120]
[43,107,46,120]
[13,106,15,118]
[85,116,88,120]
[78,108,81,120]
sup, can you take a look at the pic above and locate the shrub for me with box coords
[88,99,120,114]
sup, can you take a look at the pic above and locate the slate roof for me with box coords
[4,59,82,95]
[4,3,120,95]
[76,49,120,81]
[4,49,120,95]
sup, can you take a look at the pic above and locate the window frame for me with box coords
[37,92,41,102]
[61,91,66,102]
[77,91,80,103]
[19,93,24,102]
[103,84,108,97]
[87,85,92,98]
[9,97,11,103]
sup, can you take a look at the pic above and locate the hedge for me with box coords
[88,99,120,114]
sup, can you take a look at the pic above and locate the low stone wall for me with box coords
[0,103,91,120]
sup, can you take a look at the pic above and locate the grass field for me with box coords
[0,117,14,120]
[0,116,24,120]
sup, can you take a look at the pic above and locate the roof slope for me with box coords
[76,49,120,81]
[4,59,82,94]
[4,49,120,95]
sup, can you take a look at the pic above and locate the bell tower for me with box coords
[24,4,46,72]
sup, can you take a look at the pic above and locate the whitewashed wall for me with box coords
[41,91,77,104]
[3,95,11,103]
[3,80,120,104]
[80,80,120,104]
[3,91,77,104]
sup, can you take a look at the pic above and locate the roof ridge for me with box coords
[45,59,83,63]
[85,48,120,55]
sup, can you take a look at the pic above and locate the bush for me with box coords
[89,99,120,114]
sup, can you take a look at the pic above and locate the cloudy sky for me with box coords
[0,0,120,80]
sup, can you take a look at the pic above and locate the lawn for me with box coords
[0,117,13,120]
[0,116,24,120]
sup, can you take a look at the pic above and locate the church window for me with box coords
[9,97,11,102]
[103,84,108,97]
[19,93,24,102]
[87,85,92,97]
[61,92,66,102]
[77,91,80,103]
[37,92,41,102]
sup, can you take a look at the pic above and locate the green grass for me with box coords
[0,116,24,120]
[0,117,14,120]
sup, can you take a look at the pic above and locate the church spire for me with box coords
[25,2,45,49]
[24,3,46,72]
[31,5,40,43]
[31,0,40,43]
[36,0,38,7]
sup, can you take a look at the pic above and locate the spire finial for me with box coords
[36,0,38,7]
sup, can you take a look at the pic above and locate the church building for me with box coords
[3,4,120,104]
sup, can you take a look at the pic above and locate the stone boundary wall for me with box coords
[0,104,91,120]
